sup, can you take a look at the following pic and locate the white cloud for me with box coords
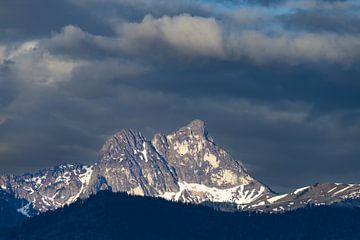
[39,13,360,67]
[46,25,120,55]
[3,40,81,85]
[119,14,225,58]
[226,31,360,65]
[116,14,360,65]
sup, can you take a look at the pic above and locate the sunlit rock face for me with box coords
[154,120,254,187]
[152,120,272,205]
[96,128,179,196]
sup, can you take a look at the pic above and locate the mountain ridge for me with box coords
[0,119,359,219]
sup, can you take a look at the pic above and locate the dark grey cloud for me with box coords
[0,0,113,41]
[69,0,215,22]
[211,0,286,6]
[207,0,348,7]
[0,61,17,109]
[0,0,360,192]
[280,9,360,33]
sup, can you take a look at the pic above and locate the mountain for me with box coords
[96,119,273,205]
[2,191,360,240]
[210,182,360,212]
[247,182,360,212]
[0,119,360,220]
[0,164,93,218]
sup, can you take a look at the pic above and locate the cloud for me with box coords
[69,0,212,20]
[43,15,226,60]
[119,14,225,58]
[0,45,6,62]
[117,14,360,65]
[2,41,79,85]
[279,7,360,34]
[1,0,360,192]
[43,14,360,67]
[228,8,273,25]
[0,0,113,40]
[227,30,360,65]
[44,25,121,60]
[0,117,6,125]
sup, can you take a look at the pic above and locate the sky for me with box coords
[0,0,360,192]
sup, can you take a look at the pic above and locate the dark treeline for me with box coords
[1,191,359,240]
[0,198,26,228]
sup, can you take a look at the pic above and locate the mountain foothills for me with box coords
[1,120,360,220]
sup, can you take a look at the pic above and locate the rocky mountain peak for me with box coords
[113,128,145,147]
[186,119,206,132]
[95,127,179,197]
[149,120,273,205]
[97,128,147,162]
[175,119,213,142]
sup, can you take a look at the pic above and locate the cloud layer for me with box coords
[1,0,360,192]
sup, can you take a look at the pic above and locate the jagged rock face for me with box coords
[152,120,271,205]
[96,128,179,196]
[0,164,93,215]
[153,120,245,187]
[1,119,360,218]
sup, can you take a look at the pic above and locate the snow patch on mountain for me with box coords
[66,166,93,205]
[293,186,310,195]
[267,193,288,204]
[17,203,31,218]
[140,142,149,163]
[160,181,266,205]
